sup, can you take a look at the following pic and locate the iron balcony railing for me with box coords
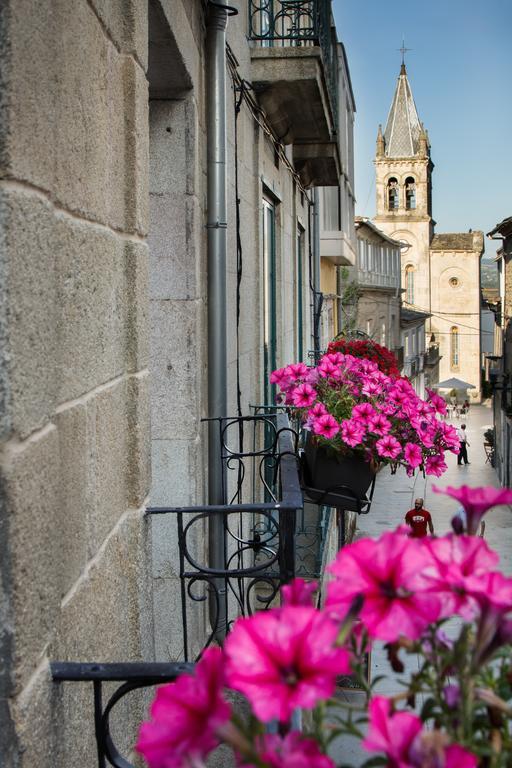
[146,412,306,662]
[248,0,338,132]
[424,343,441,367]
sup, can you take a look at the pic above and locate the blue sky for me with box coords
[332,0,512,257]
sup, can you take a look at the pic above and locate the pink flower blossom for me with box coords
[368,413,391,436]
[285,363,308,380]
[426,387,448,415]
[425,454,447,477]
[224,606,351,723]
[136,647,231,768]
[376,435,402,460]
[362,696,422,764]
[291,383,317,408]
[239,732,335,768]
[423,535,499,619]
[404,442,423,469]
[351,402,377,424]
[326,532,440,641]
[282,578,318,607]
[433,485,512,536]
[341,418,365,447]
[270,367,291,389]
[308,402,327,418]
[312,413,339,439]
[363,697,477,768]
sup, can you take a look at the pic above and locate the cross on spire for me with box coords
[398,38,412,66]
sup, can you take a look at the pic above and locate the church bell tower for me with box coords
[373,63,435,309]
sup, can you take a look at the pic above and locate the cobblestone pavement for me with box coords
[331,402,512,766]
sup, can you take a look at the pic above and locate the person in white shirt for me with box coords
[453,506,485,537]
[456,423,470,466]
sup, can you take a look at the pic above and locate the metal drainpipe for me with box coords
[206,1,229,641]
[313,188,322,355]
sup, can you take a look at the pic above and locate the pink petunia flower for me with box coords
[433,485,512,536]
[285,363,308,380]
[312,413,339,439]
[136,647,231,768]
[308,402,327,419]
[423,534,499,619]
[291,383,317,408]
[351,402,377,424]
[363,696,477,768]
[404,442,423,470]
[376,435,402,460]
[239,732,335,768]
[282,578,318,607]
[368,413,392,437]
[270,367,292,389]
[341,418,365,447]
[425,454,447,477]
[426,387,448,416]
[224,606,351,723]
[326,532,440,642]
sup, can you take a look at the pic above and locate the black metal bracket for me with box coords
[51,662,193,768]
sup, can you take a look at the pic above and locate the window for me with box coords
[263,197,277,401]
[388,178,399,210]
[405,264,415,304]
[450,326,459,369]
[404,333,409,358]
[449,277,460,288]
[381,321,386,346]
[405,177,416,210]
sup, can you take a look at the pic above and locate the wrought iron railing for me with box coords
[51,661,192,768]
[146,412,303,661]
[424,343,440,367]
[248,0,338,132]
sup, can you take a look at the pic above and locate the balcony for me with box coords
[320,230,356,266]
[356,268,400,291]
[248,0,340,186]
[424,343,441,368]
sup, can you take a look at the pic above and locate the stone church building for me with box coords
[373,63,484,400]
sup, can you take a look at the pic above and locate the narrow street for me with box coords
[332,402,512,766]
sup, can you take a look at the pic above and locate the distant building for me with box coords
[350,217,402,359]
[373,63,484,400]
[400,307,430,398]
[486,216,512,487]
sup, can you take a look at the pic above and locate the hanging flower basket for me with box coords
[304,436,376,504]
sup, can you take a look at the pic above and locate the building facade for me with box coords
[0,1,354,764]
[373,63,484,401]
[319,42,357,349]
[349,217,401,354]
[486,216,512,488]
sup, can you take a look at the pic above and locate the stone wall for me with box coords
[0,0,327,763]
[0,1,152,765]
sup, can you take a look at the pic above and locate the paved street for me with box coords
[331,402,512,765]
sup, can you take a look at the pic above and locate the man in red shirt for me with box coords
[405,498,434,538]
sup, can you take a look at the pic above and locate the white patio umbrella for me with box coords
[430,377,477,390]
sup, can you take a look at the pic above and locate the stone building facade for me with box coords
[373,63,484,401]
[351,217,401,352]
[487,216,512,488]
[0,1,353,764]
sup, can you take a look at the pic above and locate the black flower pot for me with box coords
[303,437,375,506]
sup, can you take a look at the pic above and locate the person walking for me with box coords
[457,423,470,465]
[405,498,434,538]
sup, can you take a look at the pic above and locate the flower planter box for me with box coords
[303,437,375,506]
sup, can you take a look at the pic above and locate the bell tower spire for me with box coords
[373,60,434,229]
